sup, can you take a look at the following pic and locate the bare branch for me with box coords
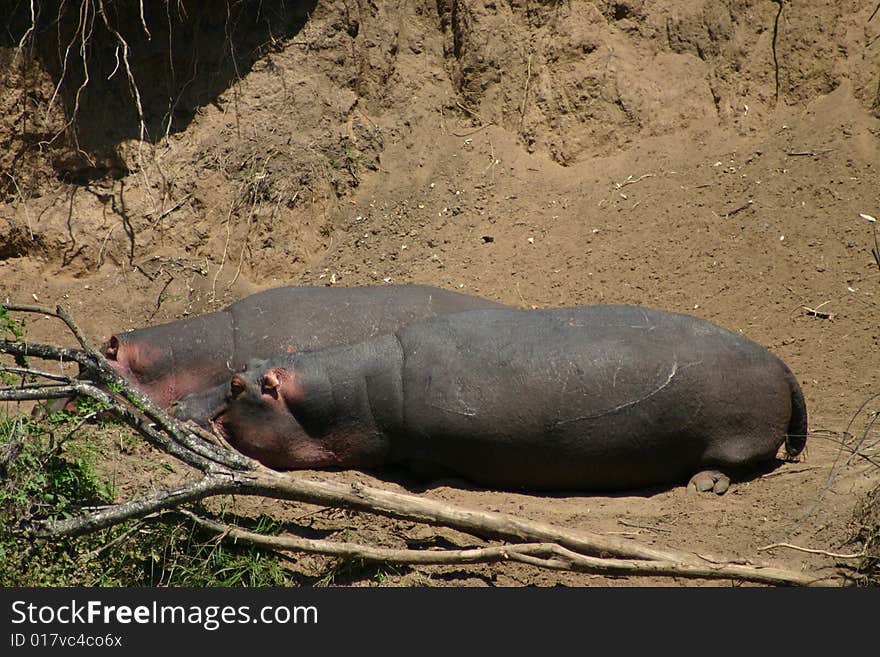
[0,338,90,368]
[185,512,833,586]
[35,474,239,538]
[40,463,837,586]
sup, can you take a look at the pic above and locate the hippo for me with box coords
[95,285,503,423]
[212,305,807,494]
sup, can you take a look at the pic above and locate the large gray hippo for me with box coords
[96,285,503,422]
[213,305,807,494]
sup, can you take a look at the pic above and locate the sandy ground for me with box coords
[1,0,879,585]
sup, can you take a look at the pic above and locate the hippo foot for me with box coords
[687,470,730,495]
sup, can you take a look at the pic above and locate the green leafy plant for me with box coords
[0,305,28,372]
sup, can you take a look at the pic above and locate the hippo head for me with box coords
[103,334,177,407]
[212,362,342,470]
[104,333,222,409]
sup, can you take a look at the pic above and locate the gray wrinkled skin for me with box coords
[215,305,808,493]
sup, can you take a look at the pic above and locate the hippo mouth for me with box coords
[208,409,235,445]
[211,414,233,443]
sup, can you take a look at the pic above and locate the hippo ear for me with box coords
[229,374,247,398]
[105,336,120,360]
[262,371,280,398]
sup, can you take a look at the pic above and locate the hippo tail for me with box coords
[782,362,808,457]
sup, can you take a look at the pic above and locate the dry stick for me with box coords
[250,470,695,564]
[615,173,655,189]
[2,366,76,382]
[2,303,96,353]
[185,512,827,586]
[758,542,866,560]
[14,0,37,54]
[0,345,228,470]
[519,52,532,131]
[771,0,783,102]
[35,467,668,563]
[35,473,238,538]
[150,193,193,226]
[86,520,145,560]
[840,392,880,468]
[869,219,880,271]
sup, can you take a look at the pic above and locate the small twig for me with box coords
[85,520,147,559]
[614,173,655,189]
[150,193,192,226]
[760,466,820,479]
[771,1,783,102]
[58,410,102,449]
[802,302,834,320]
[758,542,867,560]
[0,379,230,471]
[36,474,239,538]
[1,366,76,382]
[0,381,71,391]
[60,304,100,353]
[1,324,251,473]
[785,148,834,157]
[210,197,238,303]
[519,52,533,131]
[451,102,493,138]
[724,200,753,218]
[455,101,484,122]
[0,384,89,402]
[452,123,494,138]
[861,214,880,270]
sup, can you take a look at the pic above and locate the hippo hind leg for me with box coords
[689,429,786,495]
[687,470,730,495]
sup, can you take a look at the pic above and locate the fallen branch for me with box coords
[33,460,836,586]
[186,512,829,586]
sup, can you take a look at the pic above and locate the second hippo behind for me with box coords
[97,284,503,423]
[211,305,807,494]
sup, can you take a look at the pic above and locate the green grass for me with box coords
[0,411,293,587]
[147,513,290,587]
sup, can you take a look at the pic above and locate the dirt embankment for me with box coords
[1,0,879,585]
